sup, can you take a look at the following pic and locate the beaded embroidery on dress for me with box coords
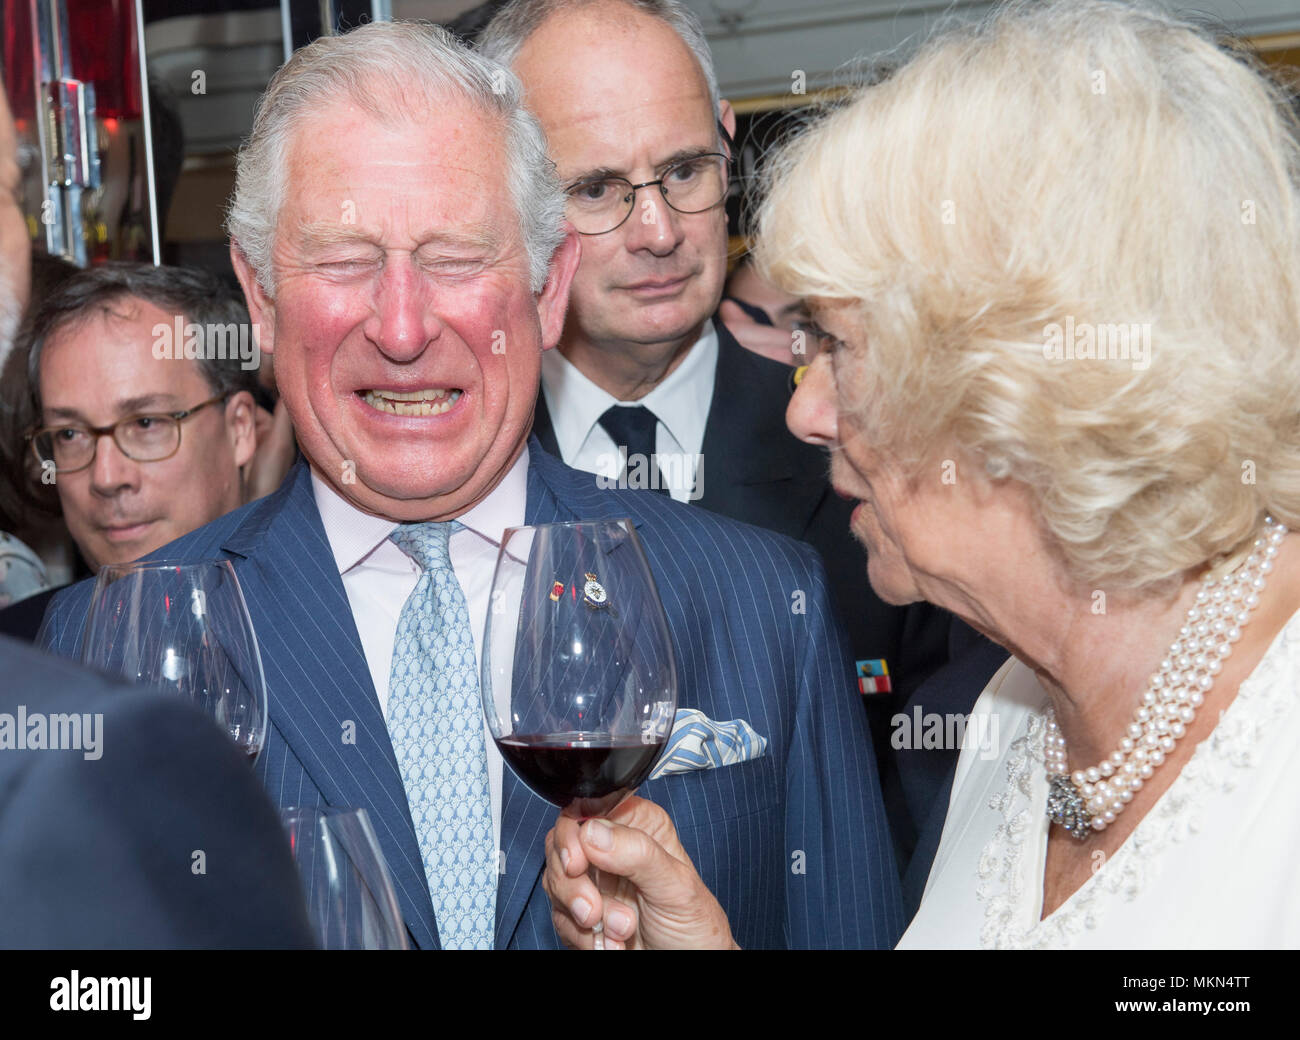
[974,607,1300,949]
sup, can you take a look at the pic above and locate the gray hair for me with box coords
[478,0,722,123]
[227,20,566,294]
[22,261,263,410]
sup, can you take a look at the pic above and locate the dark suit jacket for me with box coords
[0,585,61,643]
[40,443,904,949]
[0,635,316,949]
[532,319,953,700]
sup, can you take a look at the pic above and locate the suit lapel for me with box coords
[697,319,827,539]
[221,462,439,950]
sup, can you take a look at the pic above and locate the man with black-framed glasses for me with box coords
[12,263,265,579]
[481,2,733,508]
[480,0,956,710]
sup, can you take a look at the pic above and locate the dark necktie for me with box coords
[597,404,669,496]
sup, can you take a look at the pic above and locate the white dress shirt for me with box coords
[539,324,717,503]
[310,448,529,856]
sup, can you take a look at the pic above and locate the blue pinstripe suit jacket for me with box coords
[38,440,903,948]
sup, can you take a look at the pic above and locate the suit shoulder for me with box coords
[0,677,317,948]
[1,633,128,713]
[709,321,836,477]
[157,486,284,559]
[122,461,303,566]
[531,443,824,574]
[615,487,830,590]
[650,493,823,571]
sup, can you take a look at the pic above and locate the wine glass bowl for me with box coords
[80,559,268,762]
[482,520,677,817]
[281,806,410,950]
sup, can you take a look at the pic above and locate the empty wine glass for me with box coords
[282,806,410,950]
[80,559,268,762]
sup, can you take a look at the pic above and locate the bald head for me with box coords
[479,0,722,117]
[487,0,736,391]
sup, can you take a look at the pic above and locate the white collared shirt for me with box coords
[310,447,529,853]
[539,324,717,503]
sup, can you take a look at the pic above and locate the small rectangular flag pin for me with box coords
[856,658,891,695]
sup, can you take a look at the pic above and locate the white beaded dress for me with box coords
[899,608,1300,949]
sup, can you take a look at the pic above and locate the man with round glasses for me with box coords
[30,393,230,476]
[18,263,262,575]
[480,1,733,510]
[562,152,730,238]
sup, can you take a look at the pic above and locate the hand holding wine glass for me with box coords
[543,794,739,950]
[482,519,677,814]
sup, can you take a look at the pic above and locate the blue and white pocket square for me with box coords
[648,708,768,780]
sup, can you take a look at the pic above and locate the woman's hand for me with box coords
[542,795,739,949]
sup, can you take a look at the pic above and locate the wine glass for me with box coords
[282,806,410,950]
[481,519,678,819]
[80,559,268,762]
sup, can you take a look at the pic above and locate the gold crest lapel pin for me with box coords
[582,572,609,610]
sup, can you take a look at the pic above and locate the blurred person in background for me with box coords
[1,263,296,639]
[719,252,807,366]
[0,630,318,949]
[0,89,48,610]
[2,253,88,595]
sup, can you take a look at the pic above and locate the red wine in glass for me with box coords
[497,732,667,817]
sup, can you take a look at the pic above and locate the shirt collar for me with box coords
[639,322,716,456]
[540,321,718,459]
[311,445,530,574]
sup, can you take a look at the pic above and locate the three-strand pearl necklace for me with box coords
[1045,516,1286,838]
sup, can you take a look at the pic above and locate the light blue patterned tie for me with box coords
[387,521,495,949]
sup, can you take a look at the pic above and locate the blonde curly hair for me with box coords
[756,0,1300,592]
